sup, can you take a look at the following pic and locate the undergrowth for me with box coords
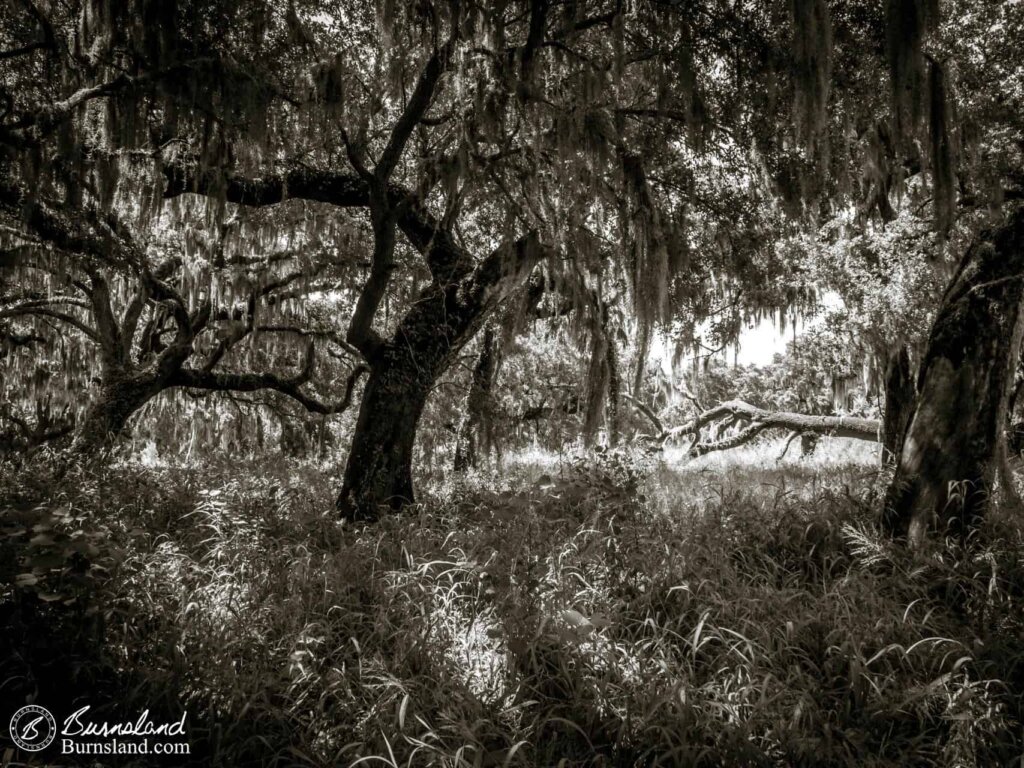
[2,440,1023,766]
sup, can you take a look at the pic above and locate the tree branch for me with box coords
[0,181,139,267]
[86,271,123,364]
[0,40,47,61]
[623,393,664,436]
[0,305,98,340]
[375,37,457,185]
[0,326,46,349]
[5,65,197,140]
[170,362,369,415]
[163,165,476,285]
[255,325,365,362]
[346,210,393,358]
[201,270,313,371]
[666,400,881,457]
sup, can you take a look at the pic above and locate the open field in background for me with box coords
[505,435,881,476]
[666,436,881,471]
[3,439,1024,767]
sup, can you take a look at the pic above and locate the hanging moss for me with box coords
[886,0,939,145]
[928,59,956,236]
[621,154,670,335]
[675,19,709,150]
[791,0,832,154]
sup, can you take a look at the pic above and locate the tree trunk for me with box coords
[454,323,497,472]
[70,373,161,456]
[607,337,621,447]
[883,208,1024,546]
[338,235,541,521]
[337,347,428,518]
[337,318,475,519]
[881,346,915,466]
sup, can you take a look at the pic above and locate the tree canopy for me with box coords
[1,0,1022,519]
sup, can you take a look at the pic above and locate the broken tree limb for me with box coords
[623,393,664,437]
[777,431,806,460]
[688,402,880,456]
[627,398,881,456]
[689,419,775,456]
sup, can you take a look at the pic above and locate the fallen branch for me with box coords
[777,431,809,461]
[629,398,881,456]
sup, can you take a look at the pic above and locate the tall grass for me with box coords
[2,438,1023,766]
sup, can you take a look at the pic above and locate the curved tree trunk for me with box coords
[165,163,547,520]
[881,346,916,466]
[338,235,543,521]
[883,208,1024,546]
[338,307,479,519]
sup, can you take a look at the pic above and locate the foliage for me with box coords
[638,313,877,449]
[4,448,1024,765]
[0,0,1022,762]
[6,0,1016,464]
[810,205,952,360]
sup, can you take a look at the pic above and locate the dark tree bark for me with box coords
[881,346,915,466]
[70,373,163,455]
[338,347,427,514]
[338,235,544,521]
[883,208,1024,546]
[65,269,198,458]
[606,336,622,447]
[581,298,618,448]
[454,323,497,472]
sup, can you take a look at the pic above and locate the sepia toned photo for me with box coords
[2,0,1023,764]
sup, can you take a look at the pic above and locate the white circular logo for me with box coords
[9,705,56,752]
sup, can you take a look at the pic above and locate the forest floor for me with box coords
[3,438,1024,767]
